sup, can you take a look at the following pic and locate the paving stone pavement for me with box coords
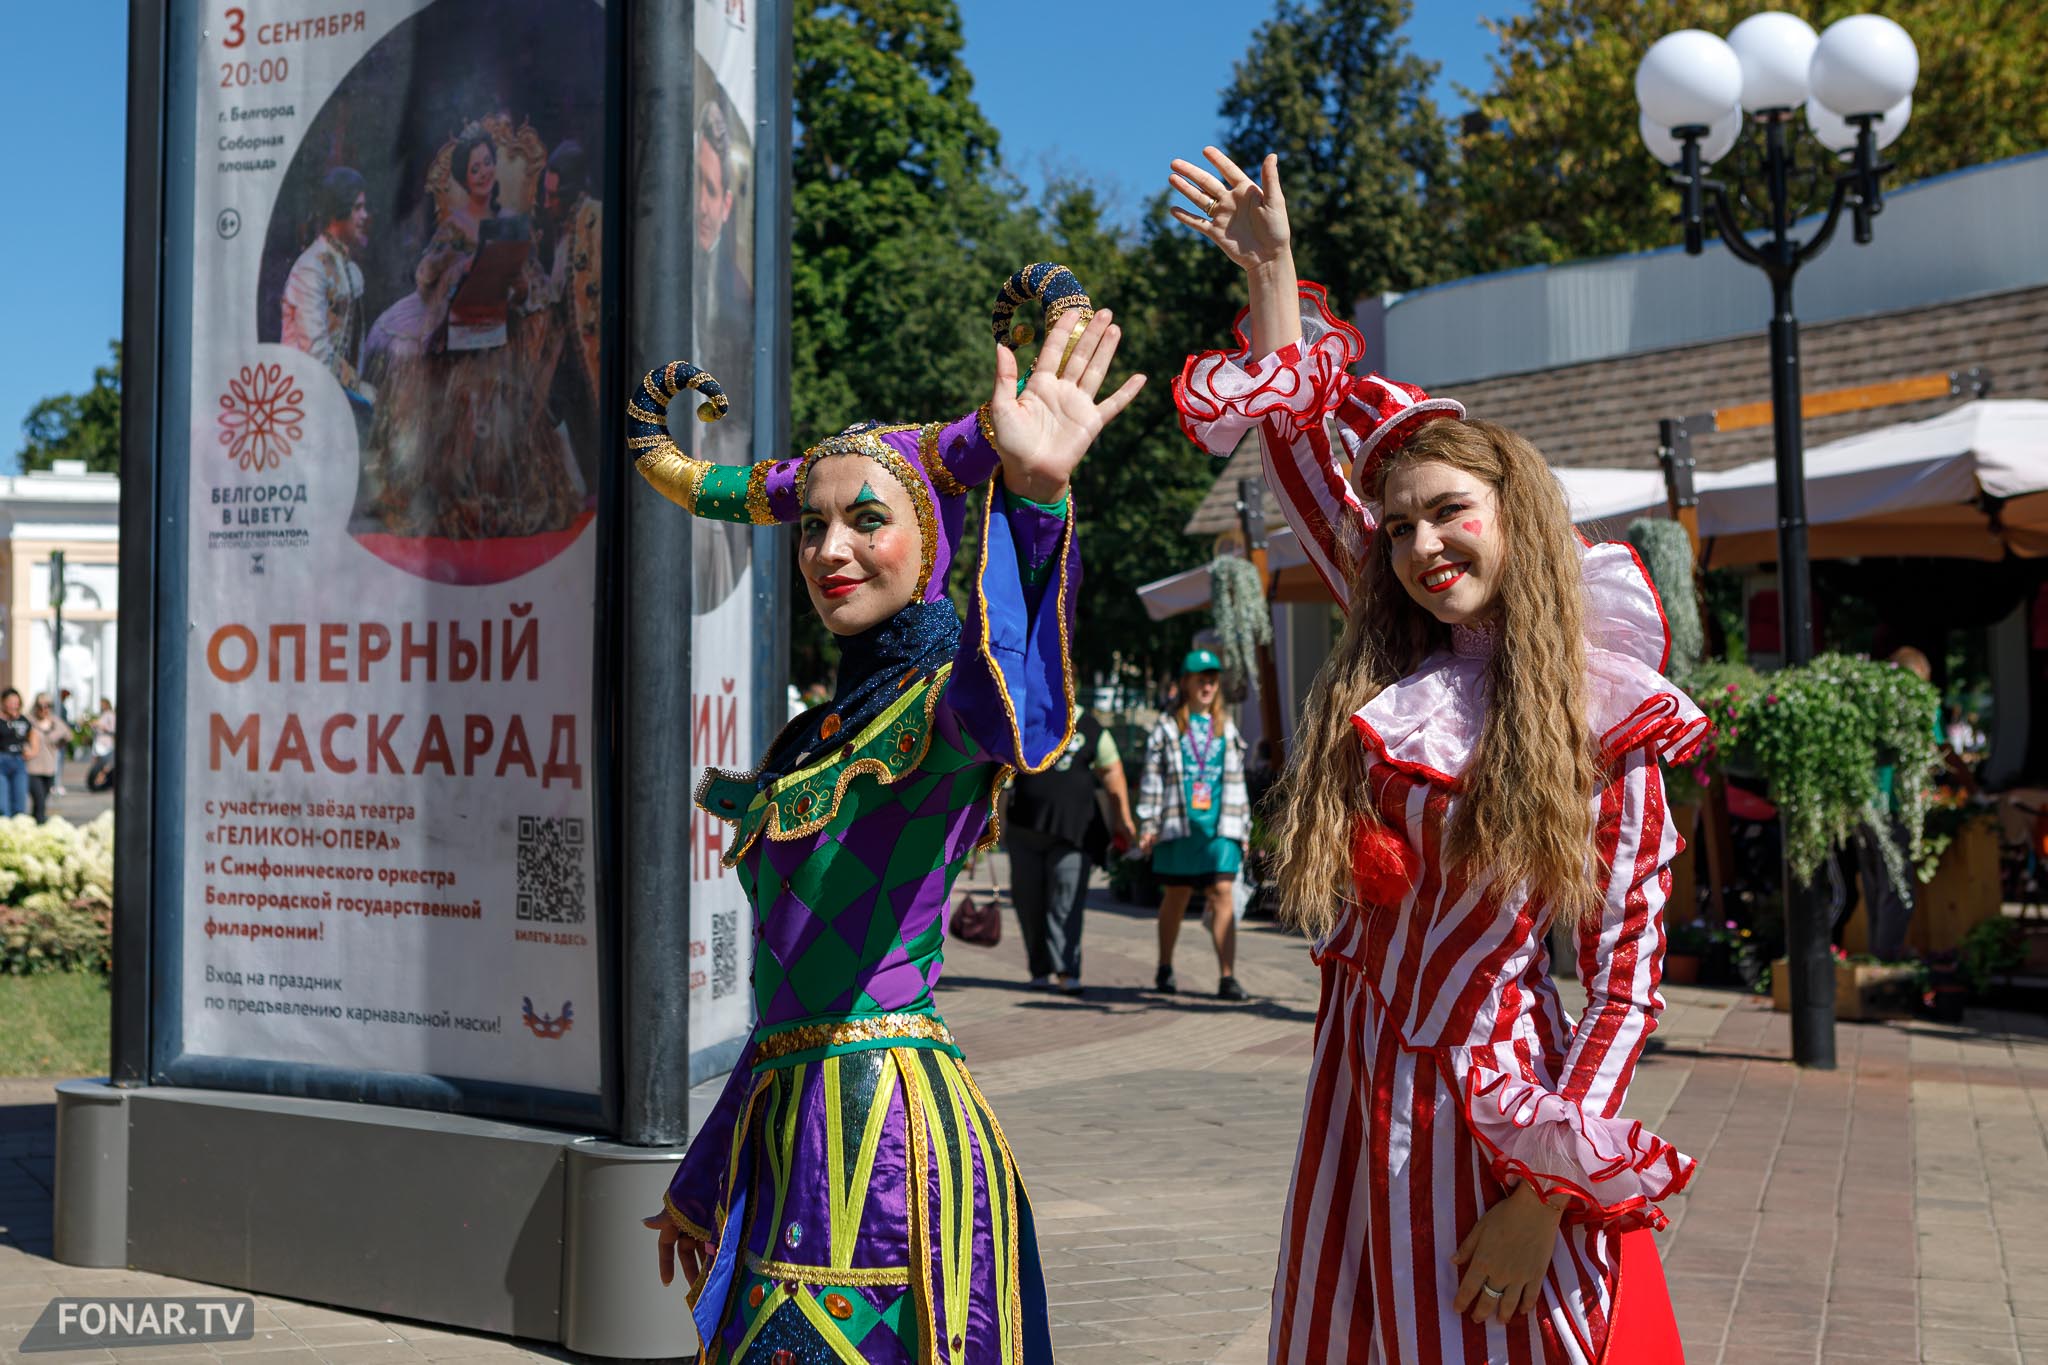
[5,880,2048,1363]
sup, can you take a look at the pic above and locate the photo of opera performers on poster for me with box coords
[689,58,755,616]
[255,0,604,586]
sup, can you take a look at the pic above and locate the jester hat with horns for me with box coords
[626,263,1093,603]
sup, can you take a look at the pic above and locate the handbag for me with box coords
[951,849,1003,948]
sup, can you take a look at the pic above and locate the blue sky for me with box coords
[956,0,1523,219]
[0,1,1520,468]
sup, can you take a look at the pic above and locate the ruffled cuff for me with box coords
[1171,281,1365,456]
[1462,1067,1696,1234]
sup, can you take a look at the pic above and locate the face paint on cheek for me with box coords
[1461,520,1484,536]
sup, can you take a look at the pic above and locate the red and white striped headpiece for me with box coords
[1337,373,1467,493]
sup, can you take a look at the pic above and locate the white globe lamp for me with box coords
[1634,30,1743,131]
[1726,12,1818,112]
[1809,14,1918,117]
[1639,107,1742,168]
[1805,93,1911,155]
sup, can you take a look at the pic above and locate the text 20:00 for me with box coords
[220,58,289,88]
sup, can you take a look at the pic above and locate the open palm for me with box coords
[986,309,1146,504]
[1168,148,1291,272]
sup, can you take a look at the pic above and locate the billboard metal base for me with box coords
[53,1082,701,1359]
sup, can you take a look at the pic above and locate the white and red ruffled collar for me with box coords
[1350,541,1707,787]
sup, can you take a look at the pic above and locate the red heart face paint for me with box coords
[1461,519,1484,535]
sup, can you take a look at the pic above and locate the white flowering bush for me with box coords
[0,813,115,974]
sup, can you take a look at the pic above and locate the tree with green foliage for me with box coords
[1217,0,1457,308]
[786,2,1216,689]
[1455,0,2048,273]
[17,342,121,474]
[785,1,1042,684]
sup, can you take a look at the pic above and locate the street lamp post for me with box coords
[49,549,65,705]
[1635,13,1919,1070]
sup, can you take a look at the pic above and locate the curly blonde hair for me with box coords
[1269,418,1602,938]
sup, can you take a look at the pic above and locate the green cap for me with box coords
[1182,648,1222,675]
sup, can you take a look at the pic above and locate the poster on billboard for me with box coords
[687,0,758,1082]
[176,0,608,1103]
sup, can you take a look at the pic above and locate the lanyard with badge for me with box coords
[1186,719,1217,813]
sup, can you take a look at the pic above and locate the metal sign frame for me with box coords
[112,0,790,1138]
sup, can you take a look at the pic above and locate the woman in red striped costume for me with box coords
[1167,147,1702,1364]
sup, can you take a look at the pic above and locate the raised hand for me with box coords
[1168,148,1292,274]
[987,309,1147,505]
[1168,148,1303,357]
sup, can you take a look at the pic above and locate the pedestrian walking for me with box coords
[1005,704,1136,995]
[0,689,38,818]
[1172,146,1695,1363]
[634,263,1146,1363]
[1136,649,1252,1002]
[53,687,73,793]
[85,699,115,793]
[26,695,63,823]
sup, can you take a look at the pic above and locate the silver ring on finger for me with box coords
[1480,1282,1506,1300]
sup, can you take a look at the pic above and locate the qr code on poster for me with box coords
[517,816,587,924]
[712,910,739,996]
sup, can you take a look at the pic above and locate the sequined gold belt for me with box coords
[753,1012,956,1066]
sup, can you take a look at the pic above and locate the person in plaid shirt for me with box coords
[1136,649,1253,1001]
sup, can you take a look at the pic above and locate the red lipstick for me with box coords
[1420,563,1469,595]
[819,574,865,600]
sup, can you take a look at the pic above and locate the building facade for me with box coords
[0,459,121,712]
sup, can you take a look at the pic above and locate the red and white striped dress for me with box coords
[1175,286,1706,1364]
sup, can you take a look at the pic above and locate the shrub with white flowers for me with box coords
[0,813,115,974]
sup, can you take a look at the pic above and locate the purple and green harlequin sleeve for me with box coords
[657,1037,759,1240]
[944,424,1081,775]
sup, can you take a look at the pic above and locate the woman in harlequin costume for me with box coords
[1168,148,1700,1364]
[633,264,1144,1365]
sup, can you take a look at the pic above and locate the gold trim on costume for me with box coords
[742,1252,912,1288]
[899,1048,942,1365]
[696,666,953,866]
[972,484,1079,775]
[754,1012,956,1063]
[662,1192,716,1245]
[923,422,971,498]
[744,460,778,526]
[975,403,1002,460]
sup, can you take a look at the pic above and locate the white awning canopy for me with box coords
[1697,400,2048,566]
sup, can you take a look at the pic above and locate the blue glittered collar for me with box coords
[756,598,961,785]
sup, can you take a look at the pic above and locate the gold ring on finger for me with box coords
[1205,196,1220,215]
[1055,316,1092,378]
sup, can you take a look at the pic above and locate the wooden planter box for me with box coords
[1839,818,2000,957]
[1771,957,1921,1021]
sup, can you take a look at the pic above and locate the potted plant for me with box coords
[1922,951,1969,1023]
[1959,916,2024,997]
[1699,919,1752,986]
[1664,919,1709,985]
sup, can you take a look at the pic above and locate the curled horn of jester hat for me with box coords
[629,264,1094,600]
[992,262,1095,381]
